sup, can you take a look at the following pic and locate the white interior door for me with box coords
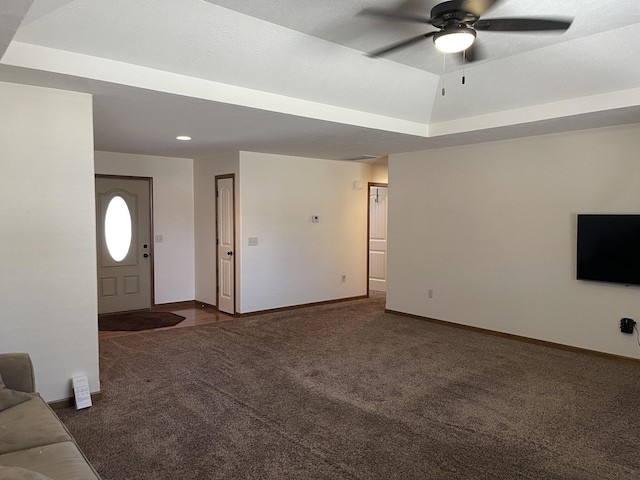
[369,185,388,293]
[217,176,235,314]
[96,176,152,314]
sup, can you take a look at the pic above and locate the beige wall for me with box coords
[193,151,378,313]
[237,152,374,313]
[194,152,386,313]
[95,151,195,304]
[0,82,99,401]
[370,158,389,183]
[388,123,640,358]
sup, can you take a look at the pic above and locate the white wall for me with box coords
[95,152,195,304]
[0,82,99,402]
[238,152,372,313]
[194,151,239,306]
[388,123,640,359]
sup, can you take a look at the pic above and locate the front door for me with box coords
[96,175,153,314]
[368,185,388,293]
[216,175,235,315]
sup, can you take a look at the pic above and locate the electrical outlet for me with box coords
[341,274,346,283]
[620,318,636,334]
[428,289,434,299]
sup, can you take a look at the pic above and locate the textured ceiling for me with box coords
[1,0,639,160]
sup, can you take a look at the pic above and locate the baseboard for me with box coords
[239,295,368,317]
[154,300,211,310]
[99,308,151,317]
[385,309,640,365]
[48,391,103,410]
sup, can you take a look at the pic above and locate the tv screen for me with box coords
[577,214,640,286]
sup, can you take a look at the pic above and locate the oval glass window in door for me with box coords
[105,196,132,262]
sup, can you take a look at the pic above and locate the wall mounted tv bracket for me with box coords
[620,318,636,334]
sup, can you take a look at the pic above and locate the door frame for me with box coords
[215,174,236,315]
[95,174,155,310]
[367,182,388,297]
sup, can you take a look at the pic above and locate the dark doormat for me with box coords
[98,311,186,331]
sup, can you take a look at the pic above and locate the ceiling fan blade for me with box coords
[357,7,432,24]
[366,32,437,58]
[474,17,573,32]
[459,0,501,18]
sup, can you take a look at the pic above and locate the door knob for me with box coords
[143,253,149,258]
[227,251,233,256]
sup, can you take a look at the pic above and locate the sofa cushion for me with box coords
[0,397,71,456]
[0,354,35,394]
[0,374,33,412]
[0,466,52,480]
[0,442,100,480]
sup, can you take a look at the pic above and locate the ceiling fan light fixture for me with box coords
[434,25,476,53]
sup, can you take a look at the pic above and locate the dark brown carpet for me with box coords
[59,295,640,479]
[98,311,185,331]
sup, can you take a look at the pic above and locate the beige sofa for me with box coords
[0,353,101,480]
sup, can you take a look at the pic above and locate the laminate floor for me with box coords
[98,303,234,340]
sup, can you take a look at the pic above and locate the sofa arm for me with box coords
[0,353,35,393]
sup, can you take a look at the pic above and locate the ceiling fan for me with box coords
[360,0,573,61]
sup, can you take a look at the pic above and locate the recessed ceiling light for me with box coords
[176,135,192,141]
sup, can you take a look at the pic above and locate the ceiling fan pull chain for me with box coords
[462,50,466,85]
[442,52,446,96]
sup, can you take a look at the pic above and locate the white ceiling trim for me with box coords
[6,39,639,144]
[1,41,429,138]
[430,86,640,138]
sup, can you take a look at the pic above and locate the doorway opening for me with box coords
[367,183,388,296]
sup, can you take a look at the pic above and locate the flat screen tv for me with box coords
[577,214,640,286]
